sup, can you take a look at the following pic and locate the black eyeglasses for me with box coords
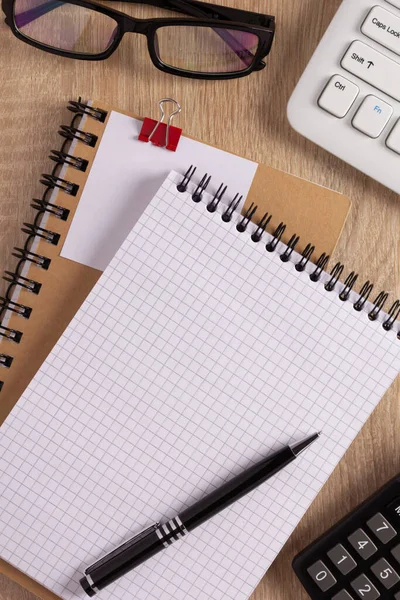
[2,0,275,79]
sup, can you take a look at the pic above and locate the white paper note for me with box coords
[61,111,258,270]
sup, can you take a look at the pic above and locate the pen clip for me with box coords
[85,523,160,575]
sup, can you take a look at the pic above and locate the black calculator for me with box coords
[293,475,400,600]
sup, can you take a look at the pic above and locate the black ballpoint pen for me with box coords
[80,432,320,596]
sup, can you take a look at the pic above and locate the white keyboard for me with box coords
[287,0,400,194]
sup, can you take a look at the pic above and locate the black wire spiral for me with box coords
[177,166,400,339]
[0,100,107,391]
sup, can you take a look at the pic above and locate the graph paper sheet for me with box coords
[1,171,400,600]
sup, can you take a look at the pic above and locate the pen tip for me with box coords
[291,432,321,457]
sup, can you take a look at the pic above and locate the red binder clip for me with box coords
[139,98,182,152]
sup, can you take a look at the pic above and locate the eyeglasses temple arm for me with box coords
[116,0,275,29]
[13,0,63,28]
[171,0,275,28]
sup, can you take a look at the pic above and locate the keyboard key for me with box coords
[341,40,400,102]
[332,591,354,600]
[352,96,393,138]
[318,75,359,118]
[395,593,400,600]
[367,512,397,543]
[350,574,380,600]
[307,560,336,591]
[348,529,377,560]
[328,544,357,575]
[387,497,400,522]
[371,558,400,589]
[391,543,400,564]
[386,119,400,153]
[386,0,400,9]
[362,6,400,56]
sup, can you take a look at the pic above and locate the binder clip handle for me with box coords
[139,98,182,152]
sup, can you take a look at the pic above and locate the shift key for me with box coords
[341,40,400,102]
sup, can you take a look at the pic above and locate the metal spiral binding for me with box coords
[177,165,196,192]
[266,222,286,252]
[58,125,98,147]
[251,212,272,243]
[0,325,22,344]
[177,167,400,340]
[222,194,242,223]
[237,202,257,233]
[295,242,314,271]
[12,248,51,270]
[49,150,88,172]
[339,272,358,301]
[0,298,32,319]
[67,100,108,123]
[207,183,227,213]
[383,300,400,331]
[310,253,329,282]
[369,291,389,322]
[0,99,108,388]
[354,281,373,312]
[280,233,300,263]
[192,173,211,203]
[40,174,79,197]
[3,272,42,295]
[31,198,70,221]
[21,223,60,246]
[0,355,13,368]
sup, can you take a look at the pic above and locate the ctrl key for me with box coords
[307,560,336,591]
[318,75,359,118]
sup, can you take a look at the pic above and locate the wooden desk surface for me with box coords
[1,0,400,599]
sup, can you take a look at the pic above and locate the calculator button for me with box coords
[352,96,393,138]
[341,40,400,102]
[395,592,400,600]
[391,543,400,564]
[387,497,400,522]
[362,6,400,56]
[350,574,380,600]
[332,591,354,600]
[367,512,397,543]
[371,558,400,589]
[328,544,357,575]
[386,119,400,153]
[348,529,377,560]
[318,75,359,118]
[307,560,336,591]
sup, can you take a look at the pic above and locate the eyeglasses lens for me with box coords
[155,25,260,74]
[13,0,118,55]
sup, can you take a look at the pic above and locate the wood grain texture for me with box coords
[1,0,400,599]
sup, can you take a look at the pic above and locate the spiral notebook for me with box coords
[1,170,399,600]
[0,101,351,423]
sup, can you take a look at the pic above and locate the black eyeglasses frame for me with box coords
[2,0,276,80]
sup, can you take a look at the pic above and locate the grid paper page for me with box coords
[1,170,400,600]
